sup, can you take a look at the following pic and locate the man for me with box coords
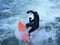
[26,10,39,36]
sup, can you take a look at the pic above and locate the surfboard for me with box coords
[18,21,32,45]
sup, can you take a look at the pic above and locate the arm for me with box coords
[27,10,35,14]
[29,17,34,22]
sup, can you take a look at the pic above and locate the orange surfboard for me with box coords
[18,21,32,45]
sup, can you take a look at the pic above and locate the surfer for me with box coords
[26,10,39,36]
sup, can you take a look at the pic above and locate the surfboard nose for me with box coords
[18,21,26,32]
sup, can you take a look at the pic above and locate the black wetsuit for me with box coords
[26,10,39,34]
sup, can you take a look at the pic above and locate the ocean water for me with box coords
[0,0,60,45]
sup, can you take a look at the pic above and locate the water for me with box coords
[0,0,60,45]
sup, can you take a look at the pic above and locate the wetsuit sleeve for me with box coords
[29,19,34,22]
